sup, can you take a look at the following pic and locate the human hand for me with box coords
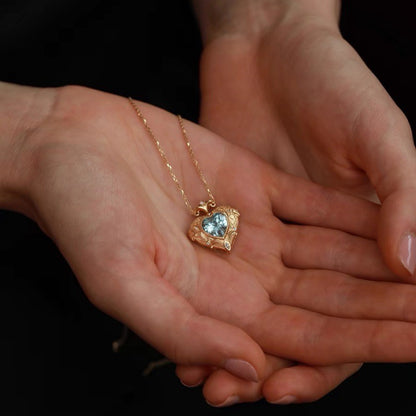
[4,84,416,406]
[194,0,416,282]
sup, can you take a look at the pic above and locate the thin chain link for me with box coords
[128,97,216,216]
[177,114,216,203]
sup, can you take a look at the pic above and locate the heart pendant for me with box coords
[188,205,240,252]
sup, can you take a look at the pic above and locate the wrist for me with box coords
[192,0,341,44]
[0,82,56,215]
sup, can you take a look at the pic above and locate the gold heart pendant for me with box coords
[188,205,240,252]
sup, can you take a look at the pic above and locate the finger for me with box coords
[202,355,292,407]
[270,268,416,321]
[268,168,380,239]
[351,104,416,281]
[250,304,416,365]
[176,365,212,387]
[379,189,416,282]
[263,363,362,404]
[282,224,395,281]
[87,263,266,382]
[181,357,361,406]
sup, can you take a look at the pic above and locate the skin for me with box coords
[195,0,416,277]
[3,83,416,406]
[189,0,416,405]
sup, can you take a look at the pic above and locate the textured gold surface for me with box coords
[188,206,240,252]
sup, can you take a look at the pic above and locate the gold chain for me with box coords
[128,97,216,216]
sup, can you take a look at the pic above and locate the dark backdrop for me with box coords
[0,1,415,415]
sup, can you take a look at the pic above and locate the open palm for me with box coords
[18,85,416,406]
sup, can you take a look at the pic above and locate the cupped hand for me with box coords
[197,1,416,282]
[12,86,416,405]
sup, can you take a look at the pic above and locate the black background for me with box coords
[0,1,415,414]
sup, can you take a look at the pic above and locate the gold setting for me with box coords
[189,204,240,252]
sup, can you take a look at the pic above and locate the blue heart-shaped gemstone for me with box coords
[202,212,228,237]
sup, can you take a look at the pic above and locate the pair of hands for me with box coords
[4,85,415,408]
[1,0,415,408]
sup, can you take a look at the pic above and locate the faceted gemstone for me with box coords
[202,212,228,237]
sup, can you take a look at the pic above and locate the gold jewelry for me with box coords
[128,97,239,252]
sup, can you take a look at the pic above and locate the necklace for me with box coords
[128,97,239,252]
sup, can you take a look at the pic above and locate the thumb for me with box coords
[379,186,416,281]
[360,111,416,281]
[86,263,265,382]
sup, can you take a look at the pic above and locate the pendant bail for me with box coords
[194,199,216,216]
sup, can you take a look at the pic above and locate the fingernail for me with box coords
[224,359,258,382]
[271,395,297,405]
[207,395,240,407]
[180,379,203,388]
[398,232,416,275]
